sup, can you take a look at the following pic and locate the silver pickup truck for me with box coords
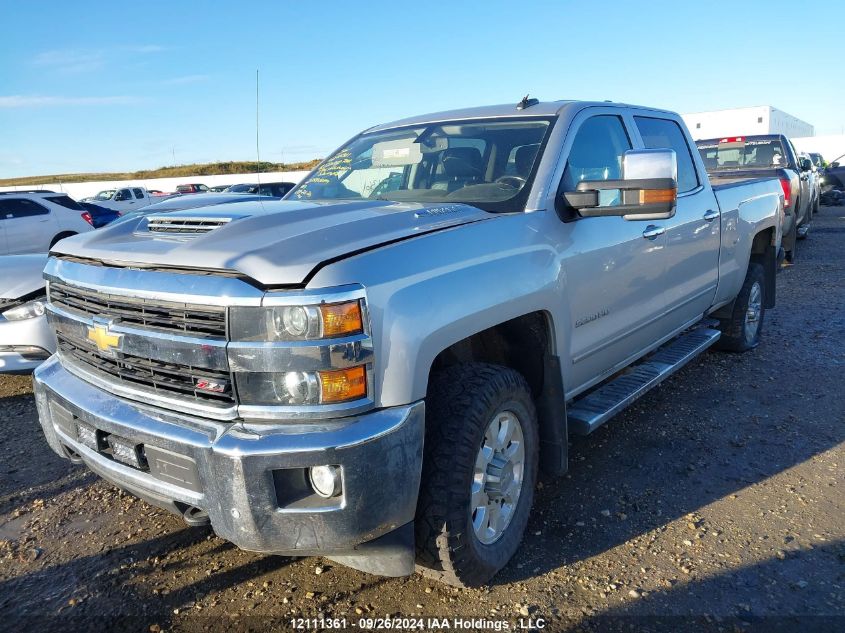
[33,100,784,586]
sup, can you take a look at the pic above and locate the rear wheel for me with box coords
[716,262,766,352]
[415,363,539,587]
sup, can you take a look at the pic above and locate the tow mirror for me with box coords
[831,162,840,169]
[799,158,812,172]
[560,149,678,220]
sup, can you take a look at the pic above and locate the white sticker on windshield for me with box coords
[372,139,423,167]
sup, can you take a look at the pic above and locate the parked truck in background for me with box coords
[34,99,783,586]
[696,134,813,259]
[81,186,165,213]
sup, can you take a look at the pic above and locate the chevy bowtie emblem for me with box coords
[87,323,122,353]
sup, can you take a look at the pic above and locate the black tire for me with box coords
[715,262,766,352]
[49,232,76,248]
[797,202,812,240]
[784,222,798,264]
[415,362,539,587]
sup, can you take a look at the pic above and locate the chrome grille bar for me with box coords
[49,281,226,338]
[57,333,234,407]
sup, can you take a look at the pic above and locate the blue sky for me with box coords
[2,0,843,178]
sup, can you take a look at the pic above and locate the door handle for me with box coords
[642,225,665,240]
[703,209,719,221]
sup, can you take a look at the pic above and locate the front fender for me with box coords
[307,212,566,406]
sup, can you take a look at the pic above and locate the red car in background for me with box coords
[175,183,210,194]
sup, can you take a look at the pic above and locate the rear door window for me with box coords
[634,117,699,193]
[0,198,50,218]
[132,188,145,199]
[46,195,85,210]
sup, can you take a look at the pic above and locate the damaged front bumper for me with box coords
[33,356,424,576]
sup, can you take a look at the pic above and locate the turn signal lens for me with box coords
[319,301,363,337]
[318,366,367,403]
[640,188,676,204]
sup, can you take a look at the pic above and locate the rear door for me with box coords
[0,197,56,253]
[788,140,811,222]
[633,115,720,329]
[0,198,57,254]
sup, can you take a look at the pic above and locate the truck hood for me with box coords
[51,198,493,286]
[0,254,48,299]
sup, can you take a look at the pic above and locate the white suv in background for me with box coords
[0,191,94,255]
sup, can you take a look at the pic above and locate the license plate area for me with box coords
[48,399,202,493]
[75,420,149,470]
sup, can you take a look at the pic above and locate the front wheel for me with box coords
[415,363,539,587]
[716,262,766,352]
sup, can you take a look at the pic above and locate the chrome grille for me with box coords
[147,216,231,234]
[49,282,226,338]
[57,333,234,407]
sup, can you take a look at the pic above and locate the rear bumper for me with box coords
[33,357,424,569]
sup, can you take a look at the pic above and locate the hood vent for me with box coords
[147,215,232,235]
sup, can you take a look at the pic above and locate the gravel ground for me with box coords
[1,207,843,633]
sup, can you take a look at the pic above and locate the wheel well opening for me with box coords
[749,227,777,309]
[750,228,773,256]
[430,312,551,398]
[429,311,568,475]
[50,231,77,248]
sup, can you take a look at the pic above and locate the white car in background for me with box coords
[0,254,55,373]
[0,191,94,255]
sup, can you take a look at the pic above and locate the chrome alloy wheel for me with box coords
[745,281,762,344]
[471,410,526,545]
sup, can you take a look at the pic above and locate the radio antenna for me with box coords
[255,68,261,187]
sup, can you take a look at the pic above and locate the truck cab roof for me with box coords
[366,100,680,133]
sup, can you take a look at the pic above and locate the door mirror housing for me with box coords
[830,162,840,169]
[799,158,812,172]
[560,149,678,220]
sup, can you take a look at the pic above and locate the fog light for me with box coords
[76,422,105,451]
[107,435,145,469]
[309,465,341,498]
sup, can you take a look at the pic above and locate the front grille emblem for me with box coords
[87,322,122,355]
[195,379,228,394]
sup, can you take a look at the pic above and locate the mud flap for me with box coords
[327,521,415,577]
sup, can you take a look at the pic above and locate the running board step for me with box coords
[567,328,721,435]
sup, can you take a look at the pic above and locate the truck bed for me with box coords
[709,175,781,189]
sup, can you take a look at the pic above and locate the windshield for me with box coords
[290,118,553,212]
[94,190,116,200]
[696,138,788,170]
[225,184,257,193]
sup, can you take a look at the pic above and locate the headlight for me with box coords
[2,299,46,321]
[230,289,374,413]
[231,300,363,341]
[236,366,368,406]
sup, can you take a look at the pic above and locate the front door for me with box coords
[555,114,669,394]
